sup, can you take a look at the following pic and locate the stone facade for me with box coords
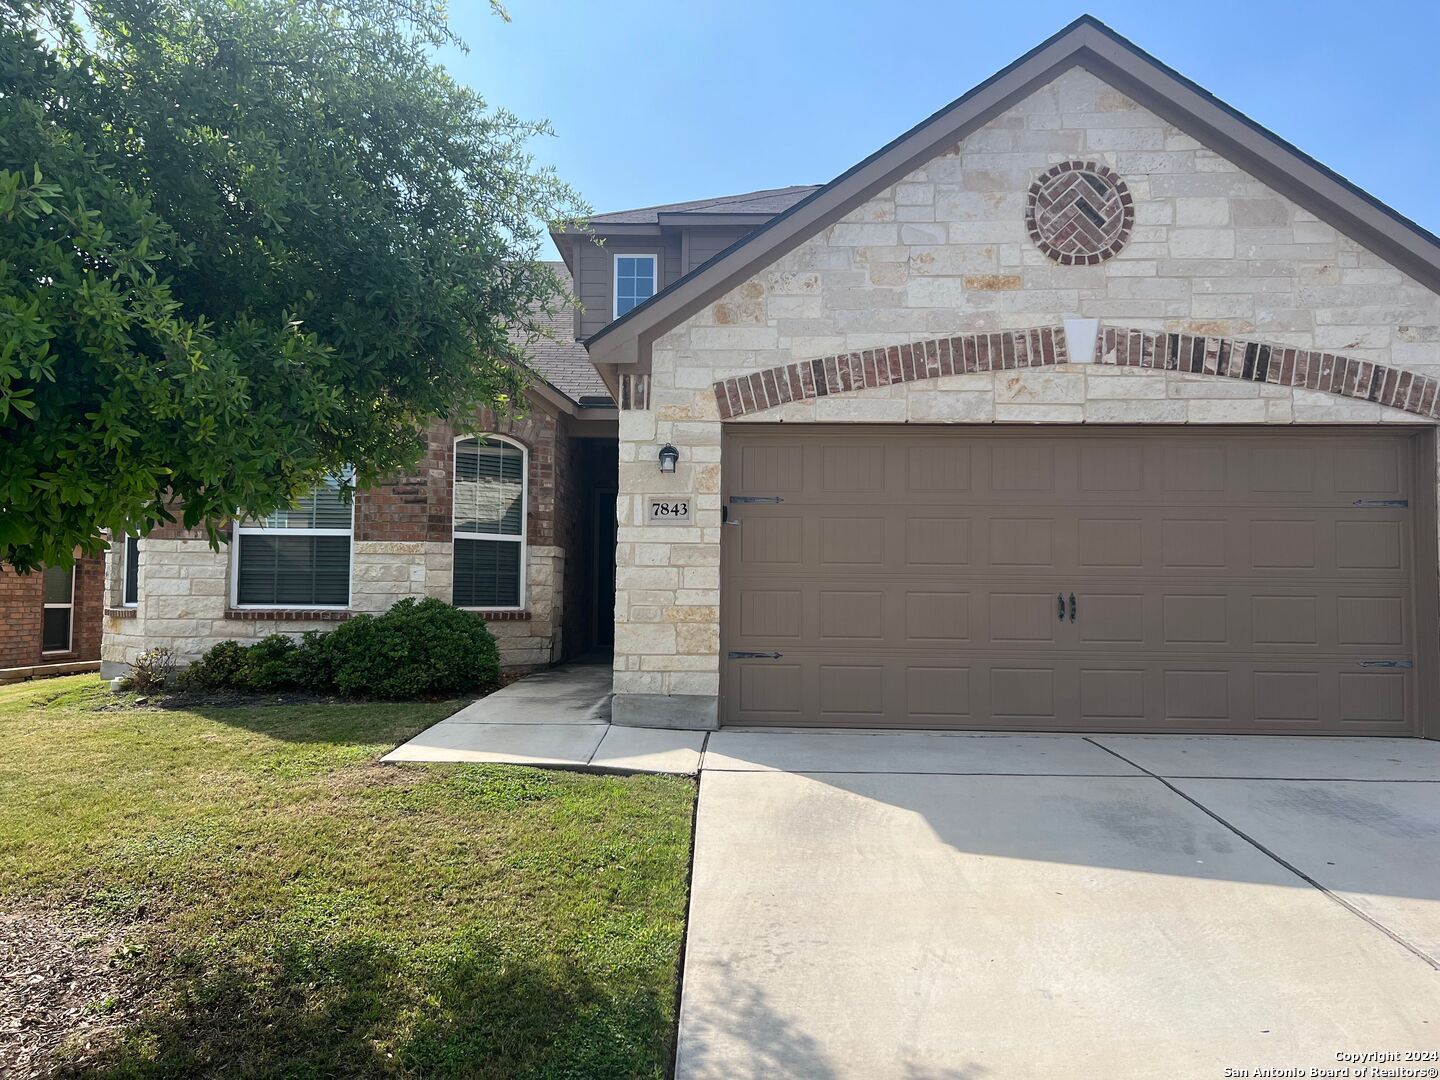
[610,67,1440,728]
[102,402,597,676]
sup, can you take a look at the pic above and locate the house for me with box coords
[108,17,1440,739]
[0,557,104,682]
[583,17,1440,737]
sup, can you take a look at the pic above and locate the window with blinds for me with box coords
[234,479,352,607]
[42,565,73,652]
[453,436,525,609]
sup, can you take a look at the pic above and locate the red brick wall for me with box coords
[0,554,104,668]
[353,409,561,546]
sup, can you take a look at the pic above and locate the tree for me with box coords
[0,0,584,570]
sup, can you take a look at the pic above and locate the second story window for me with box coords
[614,254,657,318]
[233,478,353,608]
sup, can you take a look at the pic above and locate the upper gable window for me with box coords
[614,254,657,318]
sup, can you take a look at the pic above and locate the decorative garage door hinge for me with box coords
[1352,499,1408,508]
[728,651,783,660]
[1358,660,1414,669]
[729,495,785,503]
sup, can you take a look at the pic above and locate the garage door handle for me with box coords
[1069,593,1077,623]
[728,650,783,660]
[1057,593,1065,621]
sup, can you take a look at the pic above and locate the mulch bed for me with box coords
[0,910,144,1078]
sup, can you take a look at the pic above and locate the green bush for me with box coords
[241,634,299,691]
[175,640,248,692]
[174,599,501,700]
[288,630,338,693]
[327,598,501,698]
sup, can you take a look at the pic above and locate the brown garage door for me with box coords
[720,426,1425,734]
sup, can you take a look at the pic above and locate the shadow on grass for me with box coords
[153,697,470,748]
[59,934,674,1080]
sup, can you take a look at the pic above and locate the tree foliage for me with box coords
[0,0,584,569]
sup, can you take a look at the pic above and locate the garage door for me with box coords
[720,427,1424,734]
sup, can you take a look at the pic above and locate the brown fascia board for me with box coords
[553,222,664,237]
[654,212,777,228]
[520,371,607,418]
[584,15,1440,373]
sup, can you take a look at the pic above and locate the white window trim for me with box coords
[41,565,75,654]
[612,252,658,320]
[229,484,354,610]
[120,534,140,608]
[453,433,527,612]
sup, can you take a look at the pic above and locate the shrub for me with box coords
[240,634,299,691]
[171,599,501,699]
[327,597,501,698]
[288,631,337,693]
[121,647,175,694]
[174,640,247,692]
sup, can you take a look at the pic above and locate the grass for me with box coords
[0,676,696,1078]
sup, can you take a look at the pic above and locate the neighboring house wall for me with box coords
[609,67,1440,728]
[0,556,104,670]
[101,400,585,676]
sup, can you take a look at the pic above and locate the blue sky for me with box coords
[445,2,1440,258]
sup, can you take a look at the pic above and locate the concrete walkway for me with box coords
[678,731,1440,1079]
[382,659,705,774]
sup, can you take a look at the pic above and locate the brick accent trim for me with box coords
[1099,327,1440,419]
[1026,161,1134,264]
[465,610,532,621]
[223,608,353,622]
[104,607,137,619]
[712,327,1068,419]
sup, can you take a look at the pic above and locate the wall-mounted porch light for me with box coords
[658,443,680,473]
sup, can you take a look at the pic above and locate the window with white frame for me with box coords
[121,534,140,607]
[452,435,525,609]
[233,478,352,607]
[42,565,74,652]
[613,254,657,318]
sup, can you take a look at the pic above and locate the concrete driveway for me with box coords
[677,732,1440,1079]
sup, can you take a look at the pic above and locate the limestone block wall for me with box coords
[610,65,1440,728]
[102,400,583,676]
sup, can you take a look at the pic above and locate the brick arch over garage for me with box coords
[711,324,1440,422]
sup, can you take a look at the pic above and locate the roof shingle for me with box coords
[585,185,820,226]
[510,263,609,404]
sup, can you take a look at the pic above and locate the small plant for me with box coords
[120,647,175,694]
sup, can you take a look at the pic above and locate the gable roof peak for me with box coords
[584,15,1440,372]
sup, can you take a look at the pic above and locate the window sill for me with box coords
[104,607,137,619]
[224,608,352,622]
[460,609,531,621]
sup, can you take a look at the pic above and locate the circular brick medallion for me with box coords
[1025,161,1134,265]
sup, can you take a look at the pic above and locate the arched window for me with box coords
[453,435,526,609]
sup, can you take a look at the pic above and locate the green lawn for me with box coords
[0,677,696,1078]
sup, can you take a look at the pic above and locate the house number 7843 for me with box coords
[648,499,692,524]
